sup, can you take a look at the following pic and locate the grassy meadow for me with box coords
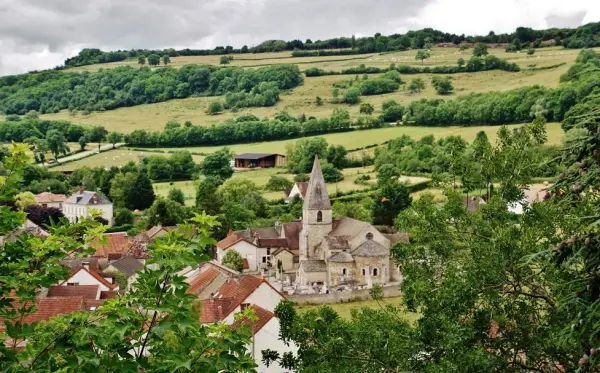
[295,296,420,322]
[39,46,583,133]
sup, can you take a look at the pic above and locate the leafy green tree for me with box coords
[201,148,233,179]
[222,250,244,272]
[78,135,87,151]
[45,129,69,160]
[266,175,293,191]
[162,54,171,65]
[15,191,37,209]
[220,55,232,65]
[371,182,411,225]
[381,103,405,122]
[359,102,374,115]
[168,187,185,205]
[332,199,372,222]
[125,171,155,210]
[343,88,361,104]
[137,55,146,65]
[110,172,137,207]
[286,137,328,174]
[218,178,260,205]
[145,197,187,226]
[88,126,107,152]
[315,96,323,106]
[415,50,430,64]
[527,47,535,56]
[457,57,465,68]
[431,76,454,95]
[207,101,223,115]
[195,176,222,216]
[24,110,39,120]
[473,42,489,56]
[321,163,343,183]
[147,53,160,66]
[332,88,340,99]
[326,144,348,169]
[106,132,122,148]
[407,78,425,94]
[219,201,255,231]
[114,207,134,226]
[376,163,400,186]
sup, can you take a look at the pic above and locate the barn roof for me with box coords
[234,153,284,160]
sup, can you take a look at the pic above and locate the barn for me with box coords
[233,153,286,168]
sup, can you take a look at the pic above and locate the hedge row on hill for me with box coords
[0,119,88,143]
[305,55,520,77]
[0,64,303,115]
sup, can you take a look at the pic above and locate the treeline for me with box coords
[305,55,520,77]
[0,64,303,115]
[124,109,384,147]
[62,23,600,68]
[0,118,88,143]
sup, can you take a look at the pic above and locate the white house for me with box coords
[198,275,296,373]
[59,266,119,292]
[286,181,308,201]
[62,190,113,225]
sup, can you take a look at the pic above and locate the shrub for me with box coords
[266,175,294,191]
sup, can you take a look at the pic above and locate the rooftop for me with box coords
[231,304,275,335]
[234,153,284,160]
[35,192,66,204]
[47,285,99,299]
[64,191,111,206]
[108,256,144,277]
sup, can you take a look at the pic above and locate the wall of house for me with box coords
[244,283,285,313]
[274,251,294,271]
[347,226,389,251]
[298,266,327,286]
[328,261,357,287]
[354,256,389,286]
[253,318,296,373]
[62,203,113,226]
[63,270,111,293]
[287,184,302,200]
[218,241,259,271]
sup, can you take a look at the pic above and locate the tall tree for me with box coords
[195,176,222,216]
[415,50,430,64]
[162,54,171,65]
[88,126,107,152]
[147,53,160,66]
[371,182,412,226]
[45,129,69,160]
[125,171,155,210]
[472,42,489,57]
[201,148,233,179]
[106,132,122,148]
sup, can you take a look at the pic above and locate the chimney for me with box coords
[79,187,84,194]
[227,229,233,237]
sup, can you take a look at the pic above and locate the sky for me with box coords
[0,0,599,76]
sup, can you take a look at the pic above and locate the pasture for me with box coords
[40,47,582,133]
[295,296,420,322]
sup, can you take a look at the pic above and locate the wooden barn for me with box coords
[233,153,286,168]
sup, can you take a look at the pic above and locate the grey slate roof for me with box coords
[328,251,354,263]
[109,256,144,277]
[303,155,331,210]
[383,232,410,245]
[324,236,350,251]
[301,260,327,272]
[352,239,389,257]
[330,217,370,239]
[234,153,283,160]
[65,191,111,206]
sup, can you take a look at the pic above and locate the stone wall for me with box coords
[289,284,401,305]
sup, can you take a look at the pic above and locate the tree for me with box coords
[343,88,361,104]
[24,110,39,120]
[415,50,430,64]
[195,176,222,216]
[431,76,454,95]
[326,145,348,169]
[222,250,244,272]
[266,175,293,191]
[137,56,146,65]
[527,47,535,56]
[168,187,185,205]
[88,126,107,152]
[457,57,465,68]
[114,207,134,226]
[45,129,69,160]
[110,172,137,207]
[376,164,400,186]
[473,42,489,57]
[381,103,405,122]
[315,96,323,106]
[359,103,374,115]
[145,197,187,226]
[207,101,223,115]
[24,204,65,228]
[321,163,343,183]
[332,199,372,222]
[125,171,155,210]
[371,182,411,225]
[407,78,425,94]
[459,44,469,52]
[162,54,171,65]
[78,135,87,151]
[202,148,233,179]
[286,137,328,174]
[106,132,122,148]
[15,191,37,209]
[218,178,260,205]
[220,55,232,65]
[147,53,160,66]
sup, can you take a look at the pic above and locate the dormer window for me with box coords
[317,211,323,222]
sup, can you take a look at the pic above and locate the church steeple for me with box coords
[303,155,331,211]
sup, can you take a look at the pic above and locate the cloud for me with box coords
[0,0,597,76]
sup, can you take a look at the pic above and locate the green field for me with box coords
[40,46,582,133]
[295,296,420,322]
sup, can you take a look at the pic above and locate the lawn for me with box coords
[295,296,420,322]
[40,46,581,133]
[140,122,564,156]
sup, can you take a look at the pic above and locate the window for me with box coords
[266,248,271,255]
[373,268,378,276]
[67,282,79,286]
[366,232,374,240]
[317,211,323,222]
[342,268,347,275]
[361,268,366,276]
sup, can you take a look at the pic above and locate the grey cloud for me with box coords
[545,11,587,29]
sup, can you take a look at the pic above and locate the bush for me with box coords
[431,76,454,95]
[343,88,361,104]
[207,101,223,115]
[407,78,425,94]
[381,104,405,122]
[359,103,375,115]
[294,173,310,182]
[266,175,294,191]
[222,250,244,272]
[114,208,134,226]
[321,163,344,183]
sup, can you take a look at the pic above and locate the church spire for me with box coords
[303,155,331,210]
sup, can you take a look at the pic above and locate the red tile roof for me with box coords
[91,233,130,257]
[100,291,119,299]
[67,267,118,290]
[0,297,85,331]
[232,305,274,335]
[187,267,220,295]
[215,234,246,250]
[199,298,233,323]
[34,192,66,204]
[47,285,99,299]
[282,222,302,249]
[257,238,289,248]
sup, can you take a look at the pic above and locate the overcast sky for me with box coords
[0,0,599,76]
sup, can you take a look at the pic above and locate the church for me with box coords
[216,156,405,288]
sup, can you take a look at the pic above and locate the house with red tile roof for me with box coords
[0,297,86,334]
[91,232,130,258]
[197,275,295,373]
[59,266,119,292]
[34,192,66,209]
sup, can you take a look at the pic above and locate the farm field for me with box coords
[295,296,420,322]
[141,122,564,156]
[41,61,571,133]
